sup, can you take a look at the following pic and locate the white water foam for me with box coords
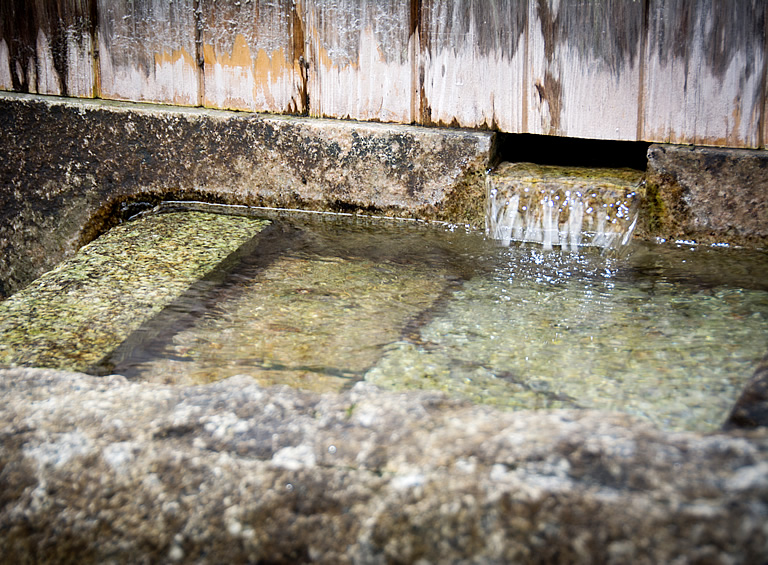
[485,169,640,251]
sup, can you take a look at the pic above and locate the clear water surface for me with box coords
[94,210,768,432]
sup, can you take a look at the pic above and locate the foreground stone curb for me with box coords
[0,92,492,299]
[1,368,767,563]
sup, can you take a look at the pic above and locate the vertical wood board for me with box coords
[0,0,765,149]
[527,0,643,140]
[97,0,199,105]
[764,0,768,149]
[202,0,305,113]
[642,0,766,148]
[305,0,415,122]
[419,0,528,131]
[0,0,94,97]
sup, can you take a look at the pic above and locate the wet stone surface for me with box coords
[0,211,270,372]
[645,144,768,244]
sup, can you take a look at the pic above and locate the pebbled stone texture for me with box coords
[1,368,767,564]
[0,92,493,299]
[644,143,768,244]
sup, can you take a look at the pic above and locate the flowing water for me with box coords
[1,201,767,432]
[486,162,643,250]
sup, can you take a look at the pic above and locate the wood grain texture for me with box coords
[0,0,94,97]
[202,0,305,113]
[97,0,199,105]
[419,0,528,131]
[305,0,415,122]
[642,0,766,147]
[1,1,766,148]
[527,0,644,140]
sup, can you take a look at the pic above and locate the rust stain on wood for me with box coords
[202,0,304,114]
[0,0,764,148]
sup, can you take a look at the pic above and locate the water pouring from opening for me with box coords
[485,162,643,251]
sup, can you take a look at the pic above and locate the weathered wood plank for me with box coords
[305,0,414,122]
[1,0,765,150]
[642,0,766,148]
[0,0,94,97]
[201,0,305,113]
[97,0,199,106]
[419,0,528,131]
[527,0,643,140]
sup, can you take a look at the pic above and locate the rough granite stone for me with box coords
[0,92,493,299]
[1,368,767,564]
[645,144,768,244]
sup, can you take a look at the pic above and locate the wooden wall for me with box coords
[1,0,765,148]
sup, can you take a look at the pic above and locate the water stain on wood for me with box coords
[534,71,562,135]
[0,0,765,147]
[0,0,94,96]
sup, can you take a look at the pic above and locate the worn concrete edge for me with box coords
[0,92,494,299]
[642,143,768,246]
[1,367,767,564]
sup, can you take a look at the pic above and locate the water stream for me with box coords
[486,162,643,250]
[1,189,767,432]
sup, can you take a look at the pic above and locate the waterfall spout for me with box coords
[486,162,643,251]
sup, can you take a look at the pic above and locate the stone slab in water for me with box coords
[1,367,767,564]
[107,217,455,393]
[0,211,269,372]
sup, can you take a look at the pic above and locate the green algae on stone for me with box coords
[0,212,270,372]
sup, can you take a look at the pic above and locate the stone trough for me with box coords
[2,93,768,563]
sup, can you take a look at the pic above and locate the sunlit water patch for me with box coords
[2,208,767,432]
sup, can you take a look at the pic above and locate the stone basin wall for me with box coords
[2,92,768,562]
[2,92,768,300]
[2,368,768,564]
[0,92,492,300]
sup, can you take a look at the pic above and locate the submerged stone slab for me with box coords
[1,368,767,564]
[645,144,768,244]
[0,92,493,299]
[0,211,269,372]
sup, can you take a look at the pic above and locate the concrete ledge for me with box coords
[645,144,768,244]
[2,368,767,564]
[0,93,493,299]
